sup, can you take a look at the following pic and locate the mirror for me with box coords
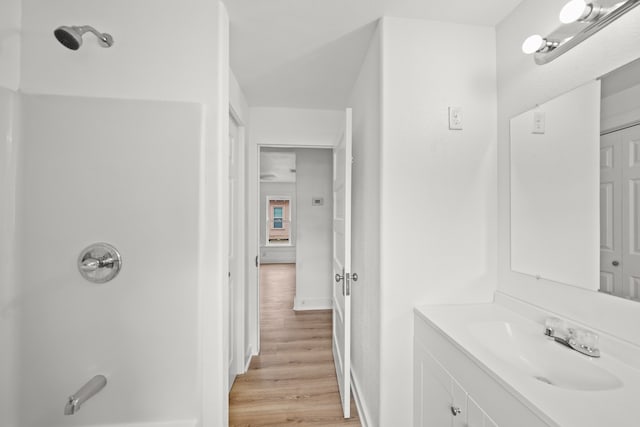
[510,57,640,300]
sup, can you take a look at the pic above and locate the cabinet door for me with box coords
[451,378,467,427]
[467,395,485,427]
[415,345,453,427]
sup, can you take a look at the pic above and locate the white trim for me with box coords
[351,369,372,427]
[293,297,332,311]
[243,346,253,373]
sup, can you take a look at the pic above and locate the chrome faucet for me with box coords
[544,317,600,358]
[64,375,107,415]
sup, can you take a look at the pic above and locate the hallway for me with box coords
[229,263,360,426]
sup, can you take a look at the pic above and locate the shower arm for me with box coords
[76,25,112,45]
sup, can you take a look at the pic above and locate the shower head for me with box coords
[54,25,114,50]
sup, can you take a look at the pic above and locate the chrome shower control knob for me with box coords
[77,243,122,283]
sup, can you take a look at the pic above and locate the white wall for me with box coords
[294,148,333,311]
[18,95,201,427]
[347,22,381,427]
[497,1,640,346]
[21,0,220,103]
[260,181,296,263]
[250,107,344,147]
[0,0,20,90]
[0,1,20,424]
[0,88,19,427]
[602,83,640,131]
[16,1,230,425]
[379,17,498,427]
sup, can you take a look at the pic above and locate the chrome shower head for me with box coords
[54,25,114,50]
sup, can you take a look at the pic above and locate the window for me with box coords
[273,207,283,229]
[266,197,291,245]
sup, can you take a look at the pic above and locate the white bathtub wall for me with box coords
[19,1,230,425]
[0,88,19,427]
[0,0,21,91]
[0,0,21,422]
[17,94,202,427]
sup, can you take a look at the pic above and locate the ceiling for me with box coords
[225,0,524,109]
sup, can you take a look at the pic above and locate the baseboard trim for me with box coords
[293,296,332,311]
[244,346,253,373]
[351,370,372,427]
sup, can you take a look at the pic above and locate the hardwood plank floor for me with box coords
[229,263,361,426]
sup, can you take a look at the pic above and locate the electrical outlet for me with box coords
[532,111,545,134]
[448,107,463,130]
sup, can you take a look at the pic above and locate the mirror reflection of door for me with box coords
[600,124,640,301]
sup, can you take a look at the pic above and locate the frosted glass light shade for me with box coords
[560,0,589,23]
[522,34,544,54]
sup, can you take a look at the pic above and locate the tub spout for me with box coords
[64,396,79,415]
[64,375,107,415]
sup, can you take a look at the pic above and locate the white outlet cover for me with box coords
[532,111,545,134]
[449,107,463,130]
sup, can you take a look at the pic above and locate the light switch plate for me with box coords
[448,107,463,130]
[532,111,545,134]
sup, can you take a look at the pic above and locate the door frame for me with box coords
[248,143,335,356]
[228,105,246,386]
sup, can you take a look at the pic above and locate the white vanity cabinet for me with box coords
[414,340,497,427]
[414,310,550,427]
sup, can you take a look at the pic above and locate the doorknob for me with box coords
[335,273,344,283]
[612,260,620,266]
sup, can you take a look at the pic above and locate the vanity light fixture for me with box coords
[559,0,605,24]
[523,0,640,64]
[521,35,559,54]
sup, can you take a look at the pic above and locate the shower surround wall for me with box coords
[0,89,19,427]
[18,95,202,427]
[4,0,231,425]
[0,0,20,425]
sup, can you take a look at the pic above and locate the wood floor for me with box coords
[229,263,361,426]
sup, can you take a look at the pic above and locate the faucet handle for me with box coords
[544,317,565,336]
[574,328,599,350]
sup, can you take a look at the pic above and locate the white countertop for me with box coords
[414,301,640,427]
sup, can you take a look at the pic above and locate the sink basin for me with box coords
[469,321,623,391]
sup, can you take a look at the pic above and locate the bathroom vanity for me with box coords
[413,293,640,427]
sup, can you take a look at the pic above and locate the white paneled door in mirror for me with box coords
[510,80,601,290]
[602,125,640,300]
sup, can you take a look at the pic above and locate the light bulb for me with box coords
[560,0,589,23]
[522,34,544,54]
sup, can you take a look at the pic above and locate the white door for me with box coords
[332,108,353,418]
[600,131,623,295]
[228,114,240,390]
[600,124,640,300]
[621,125,640,300]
